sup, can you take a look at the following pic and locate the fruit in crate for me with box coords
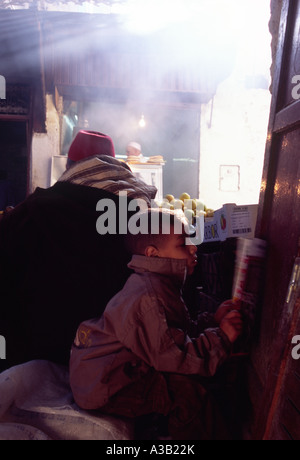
[195,199,205,210]
[179,192,191,202]
[161,200,174,210]
[170,199,185,210]
[164,194,175,203]
[184,208,195,223]
[205,208,215,218]
[161,194,214,220]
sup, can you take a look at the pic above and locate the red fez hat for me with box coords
[68,130,115,161]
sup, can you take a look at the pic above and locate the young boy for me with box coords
[69,209,243,440]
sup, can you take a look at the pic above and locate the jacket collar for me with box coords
[127,255,187,286]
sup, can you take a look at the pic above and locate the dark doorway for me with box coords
[0,121,28,209]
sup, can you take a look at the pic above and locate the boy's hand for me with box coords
[214,300,240,324]
[220,310,243,344]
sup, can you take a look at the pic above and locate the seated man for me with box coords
[126,141,146,163]
[0,131,157,372]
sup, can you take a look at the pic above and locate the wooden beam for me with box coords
[273,99,300,133]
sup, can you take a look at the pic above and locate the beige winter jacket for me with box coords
[69,255,232,410]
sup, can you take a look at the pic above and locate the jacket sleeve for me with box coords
[119,297,232,378]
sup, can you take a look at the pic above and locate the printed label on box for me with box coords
[203,204,258,243]
[231,207,253,236]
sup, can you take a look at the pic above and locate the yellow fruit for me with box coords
[170,199,184,210]
[161,199,172,209]
[180,192,191,202]
[195,199,205,212]
[184,208,195,222]
[182,198,194,211]
[196,210,206,217]
[164,194,175,202]
[205,208,214,218]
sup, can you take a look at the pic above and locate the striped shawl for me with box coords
[58,155,157,206]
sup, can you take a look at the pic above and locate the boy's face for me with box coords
[151,231,198,275]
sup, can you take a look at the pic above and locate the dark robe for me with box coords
[0,181,134,371]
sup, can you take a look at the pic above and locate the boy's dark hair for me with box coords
[125,208,189,256]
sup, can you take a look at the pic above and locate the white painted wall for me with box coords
[199,76,271,211]
[199,0,272,211]
[30,94,60,193]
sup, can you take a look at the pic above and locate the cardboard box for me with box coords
[203,203,258,243]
